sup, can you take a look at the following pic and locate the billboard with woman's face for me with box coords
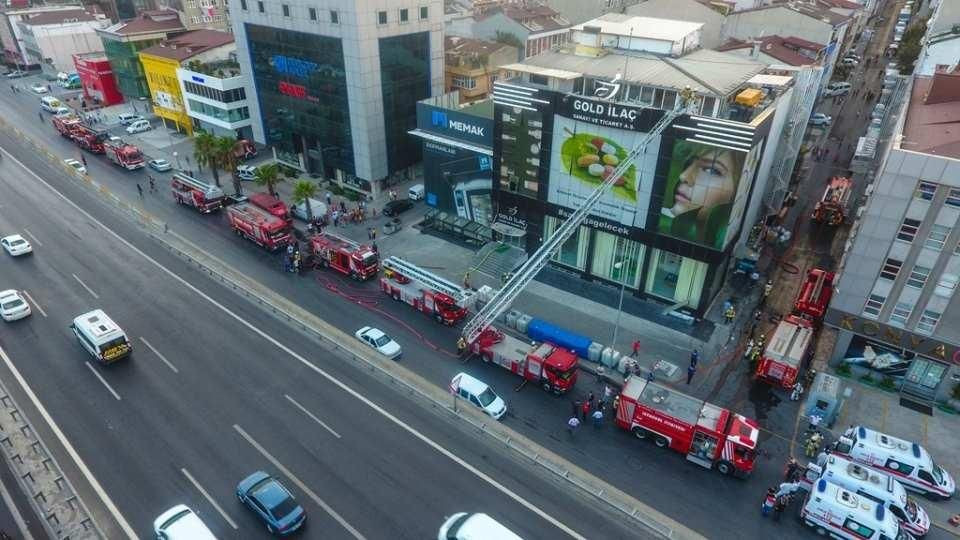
[658,140,759,250]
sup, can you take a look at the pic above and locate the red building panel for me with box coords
[73,53,123,107]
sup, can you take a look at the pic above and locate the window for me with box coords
[257,0,263,12]
[946,188,960,208]
[863,294,886,318]
[420,6,428,19]
[935,273,958,297]
[281,4,289,16]
[879,258,902,280]
[885,458,914,475]
[308,7,316,20]
[399,8,408,23]
[661,90,677,111]
[926,224,950,250]
[528,73,548,85]
[889,301,913,327]
[377,10,387,25]
[916,310,941,334]
[330,10,339,23]
[906,265,931,288]
[701,96,717,116]
[240,0,247,10]
[544,216,588,270]
[897,217,921,242]
[915,181,937,200]
[451,74,476,89]
[842,518,875,539]
[640,86,654,106]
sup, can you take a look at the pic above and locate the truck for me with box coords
[52,114,81,138]
[308,232,379,280]
[755,314,813,389]
[794,268,835,321]
[812,176,853,225]
[71,123,108,153]
[103,139,145,170]
[226,202,292,251]
[615,374,760,476]
[171,173,224,213]
[471,327,578,394]
[380,256,476,325]
[247,192,292,226]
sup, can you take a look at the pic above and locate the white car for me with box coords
[840,57,859,67]
[148,158,172,172]
[355,326,401,360]
[64,158,86,174]
[126,120,151,134]
[153,505,216,540]
[291,198,327,221]
[1,235,32,256]
[451,372,507,420]
[116,113,143,125]
[0,290,31,322]
[30,84,48,94]
[808,113,832,127]
[236,164,257,181]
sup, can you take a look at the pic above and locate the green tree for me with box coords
[897,18,928,74]
[253,162,284,197]
[213,136,241,196]
[193,131,219,185]
[292,180,318,222]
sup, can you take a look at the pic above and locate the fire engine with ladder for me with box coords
[473,328,579,394]
[380,256,478,325]
[308,232,379,280]
[71,123,108,153]
[171,173,224,213]
[227,202,292,251]
[794,267,835,321]
[104,139,146,170]
[755,314,814,389]
[52,115,81,138]
[812,176,853,225]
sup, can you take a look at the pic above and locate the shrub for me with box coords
[859,373,875,385]
[879,376,896,391]
[836,363,852,376]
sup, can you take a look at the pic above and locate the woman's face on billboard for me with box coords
[669,149,737,216]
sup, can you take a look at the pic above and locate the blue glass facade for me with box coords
[379,32,431,174]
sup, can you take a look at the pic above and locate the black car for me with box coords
[382,199,413,217]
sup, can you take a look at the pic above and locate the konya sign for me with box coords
[559,95,662,132]
[825,308,960,365]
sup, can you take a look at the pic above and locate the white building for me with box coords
[0,4,89,68]
[570,13,702,57]
[177,60,254,140]
[18,9,109,76]
[916,0,960,77]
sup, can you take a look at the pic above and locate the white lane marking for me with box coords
[21,228,42,247]
[2,144,591,540]
[84,362,120,401]
[180,468,238,530]
[233,424,363,539]
[0,345,136,539]
[138,337,179,374]
[0,466,35,540]
[71,274,99,299]
[284,394,341,439]
[20,290,46,318]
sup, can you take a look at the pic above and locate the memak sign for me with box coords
[416,103,493,147]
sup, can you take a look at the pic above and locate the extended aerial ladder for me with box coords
[381,256,484,308]
[460,88,695,345]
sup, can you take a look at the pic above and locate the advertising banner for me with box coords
[498,106,546,199]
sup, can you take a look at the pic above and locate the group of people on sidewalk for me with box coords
[567,387,614,437]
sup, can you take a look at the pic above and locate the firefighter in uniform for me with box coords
[457,337,467,358]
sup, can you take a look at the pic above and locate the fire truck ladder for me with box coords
[809,271,827,303]
[461,90,694,345]
[382,256,472,303]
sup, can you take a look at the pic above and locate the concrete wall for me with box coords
[626,0,726,49]
[917,37,960,76]
[22,21,108,74]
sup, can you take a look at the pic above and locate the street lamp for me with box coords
[611,259,628,349]
[172,151,182,170]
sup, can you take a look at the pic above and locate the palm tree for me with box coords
[193,131,219,186]
[213,136,241,195]
[253,162,284,197]
[292,180,318,223]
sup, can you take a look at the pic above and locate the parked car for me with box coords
[64,158,86,174]
[148,158,172,172]
[30,84,48,94]
[116,113,143,125]
[236,164,258,181]
[451,372,507,420]
[153,505,216,540]
[0,290,31,322]
[1,234,32,256]
[843,53,862,62]
[5,70,26,79]
[290,198,326,221]
[824,82,851,97]
[840,57,859,67]
[53,106,71,116]
[382,199,414,217]
[126,119,151,134]
[809,113,832,127]
[236,471,306,536]
[355,326,402,360]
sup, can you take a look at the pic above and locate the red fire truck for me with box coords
[52,115,81,138]
[226,202,292,250]
[71,124,108,153]
[248,192,292,226]
[103,139,145,170]
[308,232,379,280]
[616,375,760,476]
[171,173,224,213]
[471,327,578,394]
[755,315,813,389]
[812,176,853,225]
[379,256,474,325]
[794,268,835,321]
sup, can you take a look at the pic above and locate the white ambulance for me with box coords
[802,454,929,536]
[801,479,914,540]
[833,426,955,500]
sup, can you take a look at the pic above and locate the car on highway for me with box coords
[236,471,306,536]
[0,290,31,322]
[148,158,173,172]
[290,198,326,221]
[382,199,414,217]
[64,158,86,174]
[437,512,522,540]
[451,372,507,420]
[236,164,258,181]
[30,84,48,94]
[116,113,143,125]
[153,504,216,540]
[808,113,832,127]
[1,234,32,256]
[355,326,401,360]
[126,119,151,134]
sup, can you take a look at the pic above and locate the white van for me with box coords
[70,309,132,364]
[451,372,506,420]
[803,454,929,536]
[834,425,956,500]
[437,513,522,540]
[126,119,151,134]
[40,95,62,112]
[825,82,852,97]
[801,480,914,540]
[408,183,425,201]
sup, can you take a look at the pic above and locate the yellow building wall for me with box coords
[138,53,193,135]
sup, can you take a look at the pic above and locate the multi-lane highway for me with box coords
[0,142,640,539]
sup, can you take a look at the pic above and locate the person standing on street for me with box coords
[567,416,580,438]
[581,399,590,421]
[631,339,640,358]
[591,409,603,429]
[572,400,580,418]
[686,363,697,384]
[136,183,143,198]
[690,349,699,369]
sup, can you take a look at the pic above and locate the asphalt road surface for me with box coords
[0,141,641,539]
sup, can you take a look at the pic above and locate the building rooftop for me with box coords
[21,9,96,25]
[100,9,185,37]
[476,2,570,34]
[901,69,960,159]
[573,13,703,42]
[737,2,851,27]
[817,0,863,10]
[140,29,234,62]
[717,35,824,66]
[74,51,110,62]
[421,92,495,119]
[445,36,512,58]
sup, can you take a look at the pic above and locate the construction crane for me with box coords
[460,88,696,345]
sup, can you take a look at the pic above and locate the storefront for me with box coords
[492,83,771,315]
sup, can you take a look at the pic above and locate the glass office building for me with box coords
[379,32,430,175]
